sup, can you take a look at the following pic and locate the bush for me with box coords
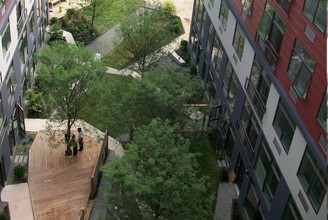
[0,212,7,220]
[162,0,177,15]
[14,164,25,178]
[50,17,58,25]
[190,64,198,76]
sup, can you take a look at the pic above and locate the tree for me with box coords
[34,42,106,148]
[102,118,213,219]
[83,68,204,137]
[115,7,171,72]
[82,0,115,34]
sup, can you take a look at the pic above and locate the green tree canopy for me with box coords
[82,68,203,137]
[34,42,106,141]
[115,7,171,72]
[102,118,212,219]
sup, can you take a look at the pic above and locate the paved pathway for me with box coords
[214,182,239,220]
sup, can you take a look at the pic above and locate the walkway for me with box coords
[214,182,239,220]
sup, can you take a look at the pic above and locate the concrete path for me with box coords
[214,183,239,220]
[86,23,121,56]
[1,183,34,220]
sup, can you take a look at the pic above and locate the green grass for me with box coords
[83,0,145,35]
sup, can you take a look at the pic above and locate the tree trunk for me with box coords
[90,3,97,34]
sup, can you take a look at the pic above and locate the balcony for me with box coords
[245,77,266,120]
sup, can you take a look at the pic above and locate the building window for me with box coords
[287,40,315,98]
[206,71,217,100]
[297,147,326,213]
[303,0,326,33]
[6,65,17,102]
[257,2,285,69]
[1,23,11,57]
[276,0,292,14]
[20,34,28,69]
[16,0,25,22]
[282,197,302,220]
[206,22,214,52]
[316,93,327,132]
[273,100,296,153]
[211,33,224,73]
[223,61,238,110]
[241,0,253,16]
[232,23,246,59]
[239,99,260,159]
[219,0,229,30]
[0,95,3,126]
[244,181,263,220]
[247,56,270,119]
[195,0,204,29]
[255,138,281,206]
[29,11,35,33]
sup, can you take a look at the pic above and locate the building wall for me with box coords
[0,0,48,185]
[189,0,327,219]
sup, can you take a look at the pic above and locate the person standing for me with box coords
[78,128,84,151]
[70,134,78,156]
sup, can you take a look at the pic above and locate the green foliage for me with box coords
[50,17,58,25]
[162,0,177,15]
[61,10,98,45]
[48,23,65,43]
[35,42,106,135]
[25,89,44,113]
[190,64,198,76]
[0,212,7,220]
[102,118,213,219]
[14,165,25,178]
[116,8,173,72]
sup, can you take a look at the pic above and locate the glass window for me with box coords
[20,34,28,69]
[288,40,315,97]
[206,71,217,100]
[6,65,17,100]
[219,0,229,30]
[303,0,326,33]
[257,2,285,69]
[223,61,238,110]
[195,0,204,28]
[211,33,224,73]
[240,99,259,159]
[244,181,263,220]
[273,101,296,153]
[29,12,35,33]
[206,23,214,52]
[1,23,11,57]
[255,138,281,206]
[316,94,327,132]
[232,23,246,59]
[248,56,270,118]
[282,197,302,220]
[297,147,326,213]
[276,0,292,14]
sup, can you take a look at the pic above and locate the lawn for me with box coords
[83,0,145,35]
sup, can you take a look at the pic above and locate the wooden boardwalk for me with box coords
[28,131,102,220]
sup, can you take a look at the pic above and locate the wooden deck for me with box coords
[28,131,102,220]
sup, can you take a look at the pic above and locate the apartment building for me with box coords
[189,0,327,219]
[0,0,48,187]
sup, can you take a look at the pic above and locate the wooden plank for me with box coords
[28,131,102,220]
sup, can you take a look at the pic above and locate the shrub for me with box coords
[66,8,76,18]
[14,165,25,178]
[50,17,58,25]
[0,212,7,220]
[162,0,177,15]
[190,64,198,76]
